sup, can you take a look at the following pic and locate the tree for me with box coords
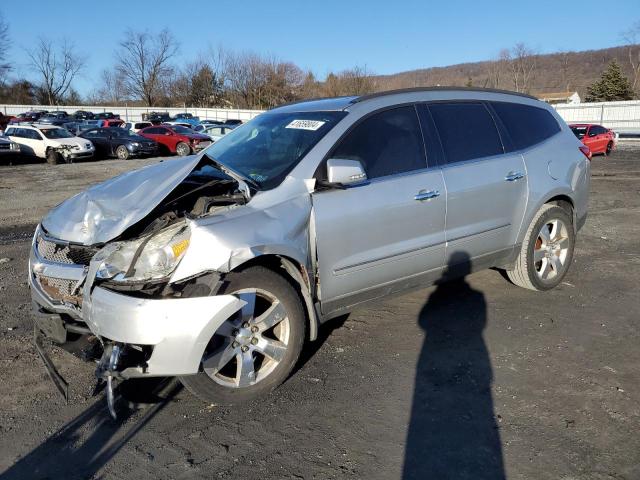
[486,49,510,89]
[509,43,537,93]
[621,20,640,95]
[26,38,84,105]
[0,12,10,82]
[0,80,36,104]
[585,60,634,102]
[115,29,178,106]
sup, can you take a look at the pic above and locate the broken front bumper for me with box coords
[29,228,244,379]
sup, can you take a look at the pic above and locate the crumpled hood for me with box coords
[49,137,93,149]
[42,156,201,245]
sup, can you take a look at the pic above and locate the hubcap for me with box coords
[201,288,290,388]
[533,218,570,281]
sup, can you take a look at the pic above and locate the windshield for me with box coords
[42,128,74,139]
[571,126,587,139]
[109,129,140,139]
[203,111,346,189]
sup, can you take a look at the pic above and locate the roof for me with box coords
[269,87,539,113]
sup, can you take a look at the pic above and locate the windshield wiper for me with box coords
[205,153,261,191]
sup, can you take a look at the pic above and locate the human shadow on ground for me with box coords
[403,251,505,480]
[0,378,181,480]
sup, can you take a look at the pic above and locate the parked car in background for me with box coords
[39,112,71,126]
[95,112,120,120]
[80,127,158,160]
[202,125,235,142]
[163,121,193,129]
[569,123,616,156]
[62,122,88,136]
[138,124,211,156]
[73,110,94,120]
[0,135,21,157]
[9,111,48,124]
[172,113,200,127]
[194,120,225,132]
[4,124,94,164]
[144,111,171,124]
[224,119,243,126]
[28,88,589,412]
[124,121,153,133]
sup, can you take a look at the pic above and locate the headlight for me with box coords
[10,142,20,151]
[96,223,190,282]
[130,142,140,148]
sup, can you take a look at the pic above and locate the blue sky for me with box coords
[3,0,639,96]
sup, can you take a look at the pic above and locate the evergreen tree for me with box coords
[585,60,634,102]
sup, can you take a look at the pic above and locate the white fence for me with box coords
[1,99,639,133]
[554,100,640,134]
[0,104,264,123]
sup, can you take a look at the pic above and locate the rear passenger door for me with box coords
[424,102,528,265]
[313,105,446,315]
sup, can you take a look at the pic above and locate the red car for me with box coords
[569,123,616,156]
[138,125,212,156]
[0,113,16,130]
[99,118,125,128]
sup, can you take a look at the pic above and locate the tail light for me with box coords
[579,145,592,161]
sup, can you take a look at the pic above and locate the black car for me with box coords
[94,112,120,120]
[63,122,90,136]
[79,127,158,160]
[73,110,94,120]
[224,119,243,126]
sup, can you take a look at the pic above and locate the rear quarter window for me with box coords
[490,102,561,151]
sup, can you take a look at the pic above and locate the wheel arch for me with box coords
[229,253,319,341]
[519,190,577,245]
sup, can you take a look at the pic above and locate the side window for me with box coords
[331,106,426,179]
[429,102,503,164]
[28,129,42,140]
[83,129,98,137]
[4,127,16,136]
[490,102,561,150]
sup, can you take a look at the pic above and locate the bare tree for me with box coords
[558,50,572,91]
[115,29,178,107]
[622,20,640,94]
[27,38,84,105]
[509,43,537,93]
[0,12,10,82]
[486,49,510,89]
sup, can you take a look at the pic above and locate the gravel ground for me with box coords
[0,146,639,479]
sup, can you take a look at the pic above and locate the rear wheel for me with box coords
[45,149,61,165]
[175,142,191,156]
[116,145,130,160]
[179,266,306,404]
[506,204,575,291]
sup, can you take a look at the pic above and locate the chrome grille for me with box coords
[37,236,98,266]
[36,274,82,305]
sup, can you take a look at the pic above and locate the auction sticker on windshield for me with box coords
[285,119,326,131]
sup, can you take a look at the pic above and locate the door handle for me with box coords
[414,190,440,201]
[505,172,525,182]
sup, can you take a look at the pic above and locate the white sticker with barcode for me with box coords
[285,119,326,131]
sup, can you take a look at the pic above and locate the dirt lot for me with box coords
[0,146,639,479]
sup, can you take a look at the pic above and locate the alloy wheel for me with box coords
[202,288,290,388]
[533,218,570,281]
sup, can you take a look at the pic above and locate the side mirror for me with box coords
[326,158,368,186]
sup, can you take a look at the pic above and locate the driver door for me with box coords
[312,105,446,316]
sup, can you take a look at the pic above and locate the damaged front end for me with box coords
[29,156,272,415]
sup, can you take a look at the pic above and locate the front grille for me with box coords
[37,236,98,266]
[0,143,10,150]
[36,274,82,305]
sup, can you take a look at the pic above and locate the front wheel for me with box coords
[179,266,306,404]
[46,149,61,165]
[116,145,130,160]
[175,142,191,156]
[506,204,575,291]
[605,142,613,156]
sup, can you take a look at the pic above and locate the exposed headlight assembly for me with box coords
[96,223,190,282]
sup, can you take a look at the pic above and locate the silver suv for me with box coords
[30,88,590,411]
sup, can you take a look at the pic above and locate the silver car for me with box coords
[29,88,590,412]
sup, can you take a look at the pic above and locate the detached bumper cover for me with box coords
[84,287,245,377]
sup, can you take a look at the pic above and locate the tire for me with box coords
[46,149,61,165]
[605,142,613,156]
[506,204,575,291]
[116,145,129,160]
[175,142,191,156]
[179,266,306,405]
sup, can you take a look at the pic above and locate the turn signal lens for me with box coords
[579,145,592,161]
